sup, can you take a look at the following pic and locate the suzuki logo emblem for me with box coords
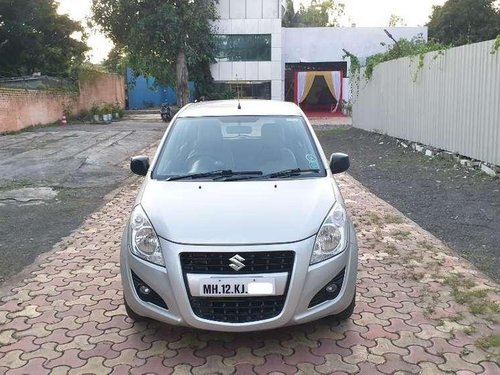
[229,254,246,271]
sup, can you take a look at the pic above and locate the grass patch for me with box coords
[383,213,405,224]
[410,272,425,281]
[476,334,500,350]
[417,240,436,251]
[463,326,477,335]
[367,212,383,226]
[317,126,351,135]
[0,179,34,192]
[443,274,500,317]
[386,243,398,255]
[391,229,412,240]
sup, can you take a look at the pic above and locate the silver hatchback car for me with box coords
[122,100,358,331]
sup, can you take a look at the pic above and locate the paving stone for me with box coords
[130,356,173,375]
[337,330,376,349]
[68,357,111,375]
[191,355,234,375]
[310,338,352,357]
[136,340,177,359]
[103,349,146,369]
[438,353,483,373]
[370,338,410,356]
[376,353,421,374]
[253,340,294,357]
[0,161,499,375]
[315,353,359,374]
[343,344,385,365]
[20,342,61,362]
[283,345,325,366]
[163,348,206,367]
[5,358,50,375]
[224,347,266,367]
[417,361,452,375]
[171,365,193,375]
[478,361,500,374]
[402,345,445,365]
[254,354,298,375]
[0,351,27,370]
[392,331,432,349]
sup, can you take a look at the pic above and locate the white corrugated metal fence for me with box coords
[352,40,500,165]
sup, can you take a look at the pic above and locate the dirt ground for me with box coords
[316,127,500,283]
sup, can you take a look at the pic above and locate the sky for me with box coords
[293,0,446,27]
[58,0,447,63]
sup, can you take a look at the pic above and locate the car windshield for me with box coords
[153,115,326,180]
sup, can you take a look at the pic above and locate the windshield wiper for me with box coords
[166,170,263,181]
[261,168,320,179]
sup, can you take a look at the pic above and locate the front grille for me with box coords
[180,251,295,274]
[190,296,286,323]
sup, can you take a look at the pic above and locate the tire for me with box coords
[331,292,356,321]
[124,298,146,322]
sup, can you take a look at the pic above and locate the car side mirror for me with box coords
[130,156,150,176]
[330,153,350,174]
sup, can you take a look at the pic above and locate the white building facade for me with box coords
[211,0,284,100]
[212,0,427,104]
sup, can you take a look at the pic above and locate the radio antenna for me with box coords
[236,73,241,110]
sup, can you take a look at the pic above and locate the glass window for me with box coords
[225,81,271,99]
[153,116,326,179]
[215,34,271,62]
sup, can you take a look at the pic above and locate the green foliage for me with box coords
[427,0,500,46]
[92,0,219,106]
[492,34,500,54]
[103,46,128,74]
[359,35,449,81]
[282,0,345,27]
[0,0,88,77]
[388,14,406,27]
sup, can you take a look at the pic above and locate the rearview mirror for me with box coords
[330,153,350,174]
[130,156,150,176]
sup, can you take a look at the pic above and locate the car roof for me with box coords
[177,100,303,118]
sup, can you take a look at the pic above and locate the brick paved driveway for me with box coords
[0,163,499,374]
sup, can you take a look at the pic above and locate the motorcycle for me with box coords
[160,104,172,122]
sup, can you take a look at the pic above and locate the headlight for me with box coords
[129,205,165,266]
[310,202,347,265]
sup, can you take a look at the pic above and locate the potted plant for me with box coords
[90,104,100,123]
[112,102,121,120]
[101,104,112,123]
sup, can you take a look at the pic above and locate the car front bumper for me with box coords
[120,221,358,332]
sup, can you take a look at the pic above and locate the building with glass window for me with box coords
[212,0,427,113]
[211,0,283,101]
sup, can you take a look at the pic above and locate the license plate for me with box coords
[199,277,275,297]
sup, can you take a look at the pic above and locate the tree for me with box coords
[92,0,218,107]
[427,0,500,46]
[282,0,297,27]
[0,0,88,77]
[282,0,345,27]
[388,14,406,27]
[103,46,127,74]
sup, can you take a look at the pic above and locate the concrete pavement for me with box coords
[0,144,498,374]
[0,118,165,282]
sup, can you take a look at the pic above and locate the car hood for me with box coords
[140,178,336,245]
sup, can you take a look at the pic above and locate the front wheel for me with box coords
[124,298,146,322]
[331,292,356,321]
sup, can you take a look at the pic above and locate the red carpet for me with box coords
[304,111,346,118]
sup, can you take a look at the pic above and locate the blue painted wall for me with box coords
[126,68,194,109]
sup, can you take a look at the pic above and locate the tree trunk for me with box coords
[176,51,189,107]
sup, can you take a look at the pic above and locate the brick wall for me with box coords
[0,72,125,133]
